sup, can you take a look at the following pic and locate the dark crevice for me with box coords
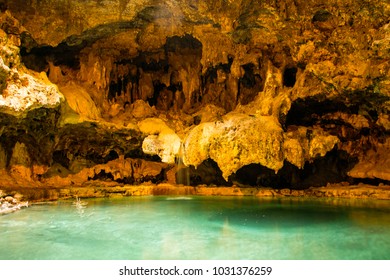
[52,150,70,168]
[202,55,234,85]
[230,148,358,189]
[312,10,333,23]
[283,67,297,87]
[285,96,350,127]
[165,34,203,55]
[89,168,165,184]
[85,150,119,165]
[20,17,150,71]
[90,170,115,181]
[149,81,166,107]
[131,54,169,72]
[240,64,257,88]
[125,149,161,162]
[350,177,390,186]
[178,159,230,186]
[286,90,390,128]
[237,63,263,105]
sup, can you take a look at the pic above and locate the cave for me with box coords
[1,0,389,194]
[1,0,390,263]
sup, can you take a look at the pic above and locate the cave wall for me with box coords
[0,0,389,189]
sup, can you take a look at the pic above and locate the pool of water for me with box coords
[1,196,390,260]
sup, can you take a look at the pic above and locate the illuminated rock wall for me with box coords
[0,0,389,189]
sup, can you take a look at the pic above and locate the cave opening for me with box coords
[351,177,390,186]
[52,150,70,169]
[20,31,83,72]
[19,30,206,113]
[18,27,265,116]
[125,149,161,162]
[85,150,120,165]
[238,63,263,105]
[286,89,390,129]
[89,170,115,182]
[176,159,230,186]
[285,96,350,127]
[165,34,203,55]
[201,56,233,85]
[230,148,359,189]
[283,67,297,88]
[148,81,166,107]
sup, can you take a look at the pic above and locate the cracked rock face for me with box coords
[0,0,389,189]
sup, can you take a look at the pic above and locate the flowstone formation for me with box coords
[0,0,389,195]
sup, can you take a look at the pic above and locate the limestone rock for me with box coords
[183,113,339,180]
[183,114,285,180]
[348,138,390,181]
[0,18,63,116]
[43,157,168,187]
[9,142,33,181]
[131,99,156,119]
[58,82,101,120]
[283,126,339,168]
[9,142,31,167]
[192,104,226,124]
[138,118,181,163]
[0,57,63,115]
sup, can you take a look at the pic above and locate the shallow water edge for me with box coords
[1,182,390,203]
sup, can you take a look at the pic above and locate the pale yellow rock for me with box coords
[138,118,171,135]
[309,134,339,158]
[59,81,101,120]
[183,113,285,180]
[283,126,339,167]
[283,138,305,168]
[138,118,181,163]
[0,58,63,114]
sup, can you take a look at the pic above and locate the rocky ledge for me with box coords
[1,183,390,205]
[0,1,389,197]
[0,189,28,214]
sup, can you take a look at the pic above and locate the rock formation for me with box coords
[0,0,389,193]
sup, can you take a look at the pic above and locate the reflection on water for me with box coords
[1,196,390,260]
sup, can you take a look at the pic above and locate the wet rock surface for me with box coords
[0,0,389,194]
[0,189,28,214]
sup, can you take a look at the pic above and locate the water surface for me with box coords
[1,196,390,260]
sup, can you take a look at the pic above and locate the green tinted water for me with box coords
[1,196,390,260]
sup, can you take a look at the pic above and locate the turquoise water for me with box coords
[1,196,390,260]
